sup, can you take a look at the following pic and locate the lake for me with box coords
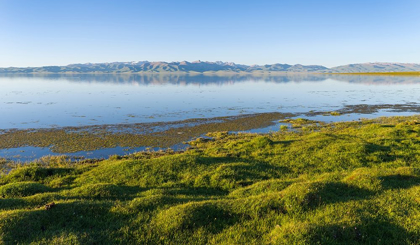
[1,74,420,161]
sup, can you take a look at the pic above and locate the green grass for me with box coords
[0,115,419,244]
[0,182,52,198]
[329,111,341,116]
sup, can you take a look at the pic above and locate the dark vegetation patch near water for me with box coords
[0,115,419,244]
[0,113,291,153]
[305,103,420,116]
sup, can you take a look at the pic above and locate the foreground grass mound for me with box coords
[0,115,419,244]
[0,182,52,198]
[66,183,124,199]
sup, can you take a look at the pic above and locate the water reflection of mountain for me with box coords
[1,74,420,86]
[327,75,420,85]
[0,74,327,85]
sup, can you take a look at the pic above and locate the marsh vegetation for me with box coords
[2,102,420,162]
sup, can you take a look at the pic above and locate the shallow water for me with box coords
[0,144,189,162]
[1,74,419,130]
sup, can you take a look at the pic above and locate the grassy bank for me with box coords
[0,115,419,244]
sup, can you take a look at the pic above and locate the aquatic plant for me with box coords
[279,125,288,131]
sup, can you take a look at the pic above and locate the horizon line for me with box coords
[2,60,420,69]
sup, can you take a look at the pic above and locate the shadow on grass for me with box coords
[221,162,289,187]
[178,204,239,234]
[1,167,75,184]
[0,198,27,210]
[361,143,399,163]
[307,217,417,244]
[155,201,241,236]
[364,143,391,154]
[195,156,245,166]
[380,175,420,190]
[302,182,375,210]
[151,186,229,197]
[272,140,298,146]
[0,201,122,244]
[380,125,395,128]
[320,182,374,203]
[195,156,290,188]
[65,184,148,201]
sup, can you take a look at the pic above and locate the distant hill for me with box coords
[327,62,420,73]
[0,61,419,74]
[0,61,327,74]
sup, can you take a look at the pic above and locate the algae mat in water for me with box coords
[0,112,291,153]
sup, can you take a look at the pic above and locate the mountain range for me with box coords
[0,61,419,74]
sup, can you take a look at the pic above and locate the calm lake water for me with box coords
[1,74,420,130]
[1,74,420,161]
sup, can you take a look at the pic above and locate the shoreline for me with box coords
[0,102,419,161]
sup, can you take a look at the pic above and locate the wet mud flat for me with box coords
[0,113,291,155]
[0,102,419,162]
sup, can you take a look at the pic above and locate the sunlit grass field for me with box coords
[0,116,419,244]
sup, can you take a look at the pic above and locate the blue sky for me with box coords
[1,0,420,67]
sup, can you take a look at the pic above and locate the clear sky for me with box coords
[1,0,420,68]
